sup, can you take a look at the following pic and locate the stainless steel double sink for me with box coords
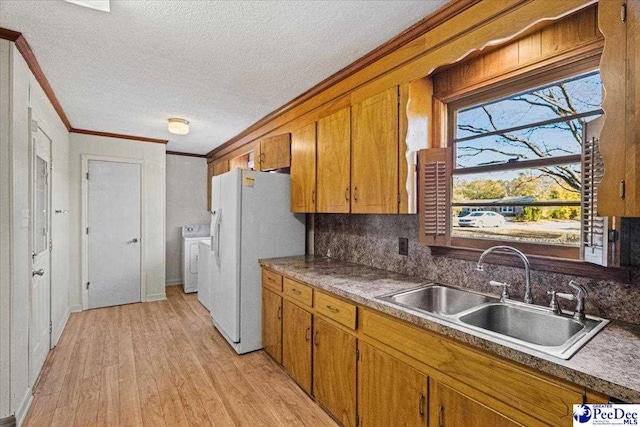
[377,284,609,359]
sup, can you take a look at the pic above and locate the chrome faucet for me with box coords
[476,245,533,304]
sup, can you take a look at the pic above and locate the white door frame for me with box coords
[28,108,52,386]
[81,155,145,310]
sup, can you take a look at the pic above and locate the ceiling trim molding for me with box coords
[71,128,168,144]
[207,0,481,158]
[0,27,73,130]
[1,26,170,145]
[166,150,207,158]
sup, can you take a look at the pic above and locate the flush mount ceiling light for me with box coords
[168,118,190,135]
[63,0,110,12]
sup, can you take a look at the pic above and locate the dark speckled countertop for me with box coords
[259,255,640,403]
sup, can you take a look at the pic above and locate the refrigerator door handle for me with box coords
[213,208,222,264]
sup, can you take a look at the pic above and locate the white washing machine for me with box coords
[182,224,210,293]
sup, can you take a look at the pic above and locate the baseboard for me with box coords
[14,389,31,427]
[69,304,83,313]
[0,415,16,427]
[51,307,71,347]
[145,293,166,302]
[165,278,182,286]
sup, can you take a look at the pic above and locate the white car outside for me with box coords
[458,211,505,228]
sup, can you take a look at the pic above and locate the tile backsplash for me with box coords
[314,214,640,324]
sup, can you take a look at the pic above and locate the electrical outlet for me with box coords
[399,237,409,256]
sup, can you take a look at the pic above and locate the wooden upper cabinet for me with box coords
[290,123,317,213]
[262,288,282,364]
[598,1,640,217]
[313,317,357,427]
[208,160,230,211]
[351,86,399,214]
[430,380,522,427]
[258,133,291,171]
[317,107,351,213]
[358,342,427,427]
[282,300,312,394]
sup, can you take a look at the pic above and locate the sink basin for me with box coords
[379,284,497,316]
[377,284,609,359]
[459,303,585,347]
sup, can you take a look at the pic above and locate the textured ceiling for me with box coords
[0,0,447,154]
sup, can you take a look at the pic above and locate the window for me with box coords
[444,71,605,260]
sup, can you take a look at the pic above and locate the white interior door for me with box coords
[29,116,51,387]
[87,160,141,309]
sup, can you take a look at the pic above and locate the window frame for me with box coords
[436,61,604,260]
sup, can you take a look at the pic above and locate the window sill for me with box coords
[430,245,633,283]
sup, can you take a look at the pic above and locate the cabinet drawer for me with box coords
[361,309,583,427]
[315,292,357,330]
[283,278,313,307]
[262,269,283,292]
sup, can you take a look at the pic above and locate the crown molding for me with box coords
[206,0,481,158]
[1,27,72,130]
[70,128,168,144]
[166,150,207,158]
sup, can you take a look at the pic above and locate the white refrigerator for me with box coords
[209,168,305,354]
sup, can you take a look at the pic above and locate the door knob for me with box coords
[129,238,139,243]
[32,269,45,277]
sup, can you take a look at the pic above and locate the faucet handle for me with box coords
[548,290,576,316]
[566,280,588,322]
[556,292,576,301]
[489,280,510,302]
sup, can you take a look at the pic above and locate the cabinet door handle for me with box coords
[344,187,349,202]
[326,305,339,314]
[267,277,274,283]
[311,190,316,205]
[292,288,301,295]
[305,327,311,342]
[354,186,358,202]
[314,331,319,346]
[621,180,626,199]
[438,404,444,427]
[277,306,282,320]
[418,393,425,417]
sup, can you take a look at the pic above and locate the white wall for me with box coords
[68,134,166,308]
[0,39,13,422]
[0,41,71,423]
[165,154,209,285]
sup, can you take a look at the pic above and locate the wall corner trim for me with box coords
[14,390,32,427]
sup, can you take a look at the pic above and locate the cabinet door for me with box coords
[430,381,522,427]
[262,288,282,364]
[259,134,291,171]
[317,107,351,213]
[351,86,399,213]
[290,123,317,213]
[358,342,427,427]
[313,317,356,427]
[282,300,312,393]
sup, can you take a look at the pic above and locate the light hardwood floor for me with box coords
[24,285,337,426]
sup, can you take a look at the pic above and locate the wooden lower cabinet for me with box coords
[260,269,601,427]
[282,300,312,394]
[430,380,523,427]
[358,342,427,427]
[313,317,357,427]
[262,288,282,364]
